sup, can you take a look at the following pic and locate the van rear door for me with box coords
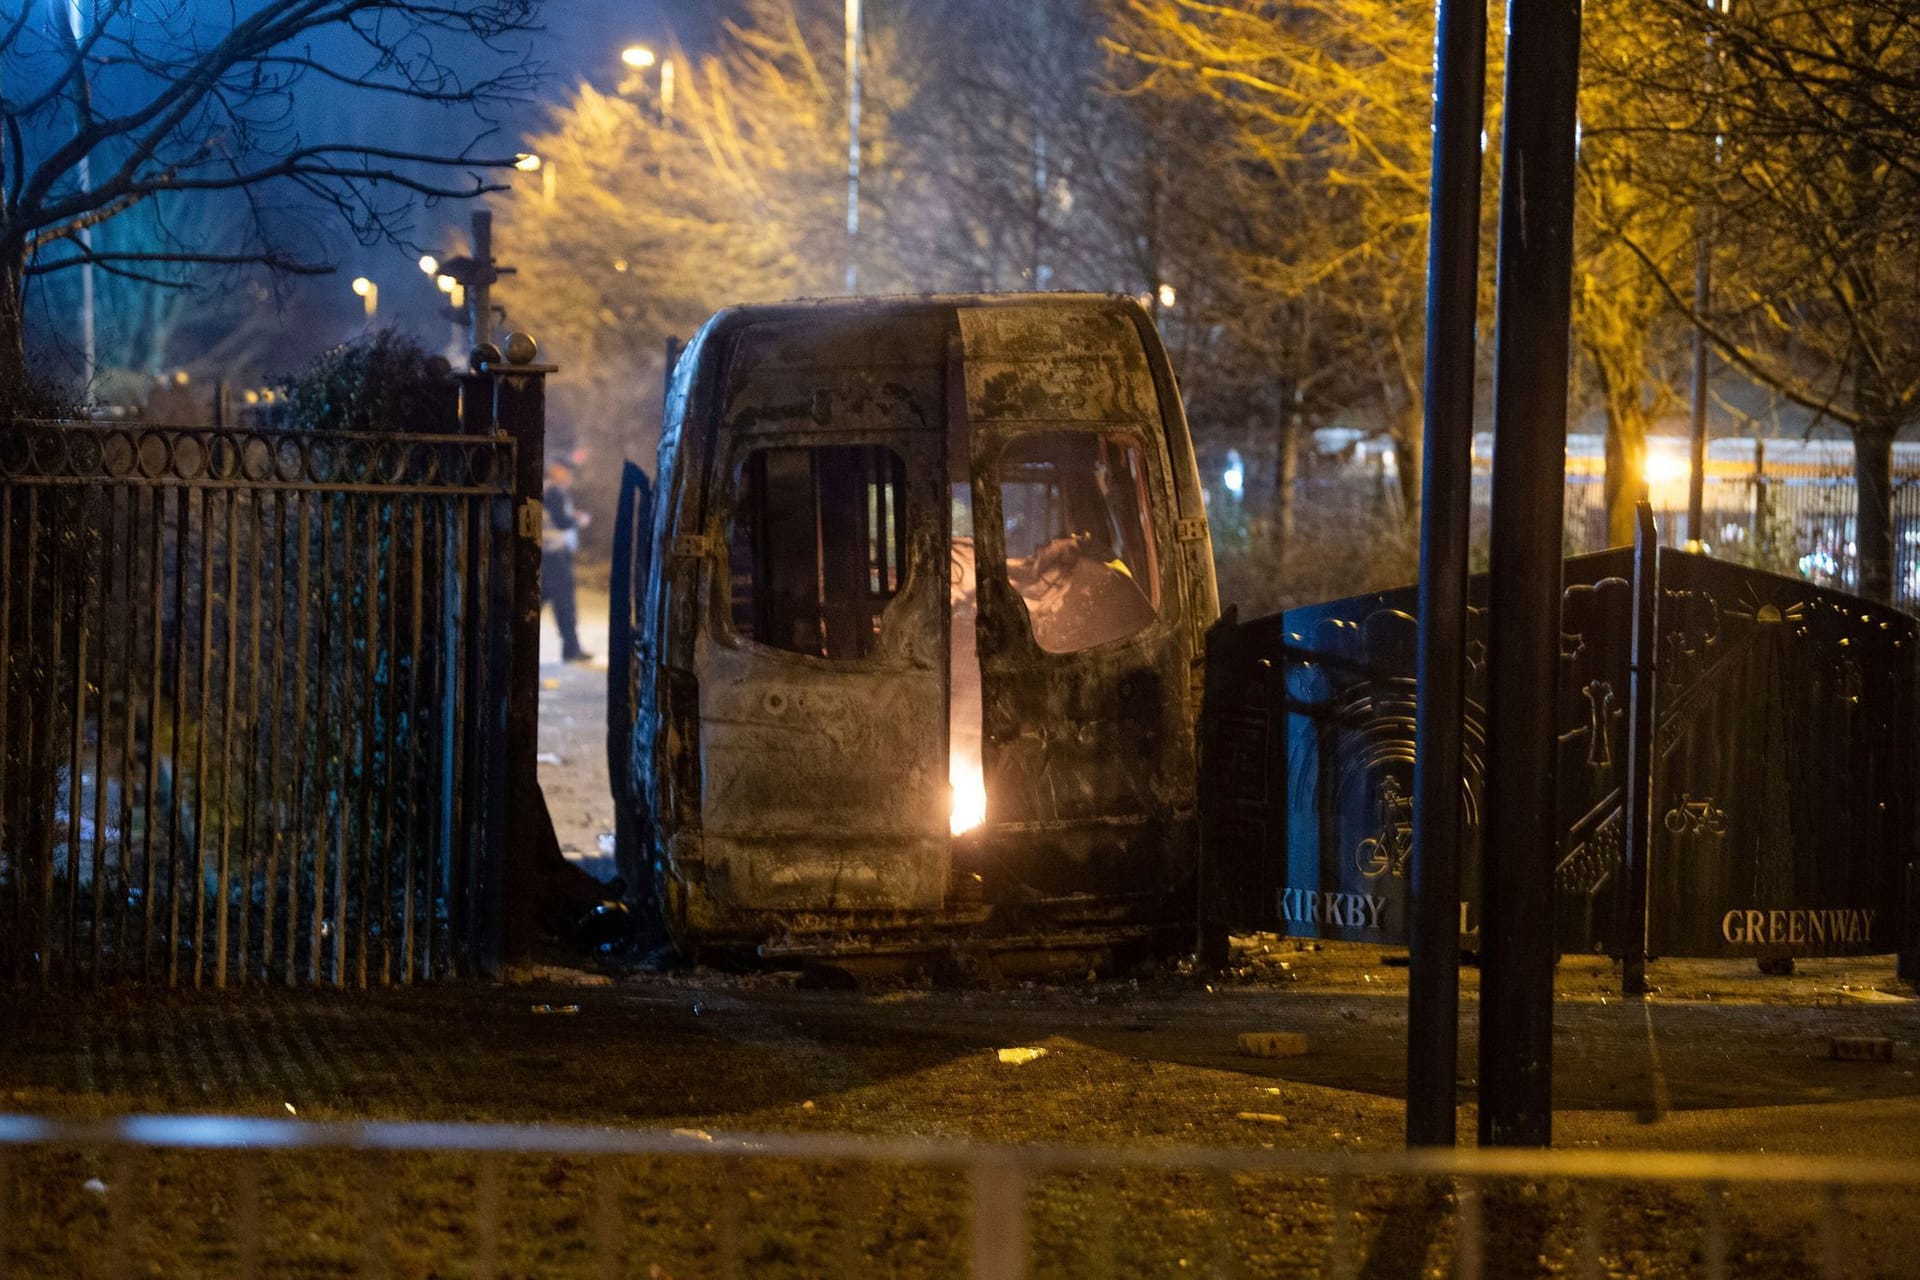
[692,314,952,913]
[957,304,1198,903]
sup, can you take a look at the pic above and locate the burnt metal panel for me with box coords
[690,307,952,916]
[959,306,1202,912]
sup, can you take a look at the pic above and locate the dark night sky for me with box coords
[320,0,729,348]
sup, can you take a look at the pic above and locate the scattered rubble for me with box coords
[1238,1032,1309,1058]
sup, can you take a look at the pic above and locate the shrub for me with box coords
[280,330,454,433]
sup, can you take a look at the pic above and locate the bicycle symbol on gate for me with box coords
[1354,776,1414,879]
[1663,793,1728,836]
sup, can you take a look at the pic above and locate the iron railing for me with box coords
[0,424,517,987]
[0,1114,1913,1278]
[1562,459,1920,612]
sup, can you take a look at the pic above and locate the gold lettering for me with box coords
[1809,912,1827,946]
[1768,910,1786,943]
[1722,910,1745,944]
[1746,910,1765,943]
[1789,912,1805,945]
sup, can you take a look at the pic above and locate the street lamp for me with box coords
[418,254,439,276]
[618,43,672,114]
[351,275,378,319]
[844,0,862,293]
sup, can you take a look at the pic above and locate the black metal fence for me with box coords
[1561,452,1920,613]
[0,424,517,986]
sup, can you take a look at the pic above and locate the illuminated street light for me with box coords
[351,275,378,318]
[1157,283,1177,309]
[436,274,457,293]
[618,44,673,116]
[418,254,439,276]
[1645,446,1689,489]
[1223,448,1246,499]
[514,153,542,172]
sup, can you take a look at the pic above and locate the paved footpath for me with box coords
[4,947,1917,1274]
[536,567,617,885]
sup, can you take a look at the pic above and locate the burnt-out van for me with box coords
[617,293,1217,962]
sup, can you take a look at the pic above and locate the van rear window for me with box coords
[998,431,1159,653]
[728,444,909,659]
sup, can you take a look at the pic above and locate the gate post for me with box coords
[1901,863,1917,987]
[485,333,562,972]
[1621,503,1658,996]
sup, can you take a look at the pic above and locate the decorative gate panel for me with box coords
[0,424,515,986]
[1201,548,1917,964]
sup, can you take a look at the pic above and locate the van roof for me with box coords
[698,291,1153,330]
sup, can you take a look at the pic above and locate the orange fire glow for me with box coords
[950,751,986,835]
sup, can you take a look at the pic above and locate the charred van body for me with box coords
[621,294,1217,961]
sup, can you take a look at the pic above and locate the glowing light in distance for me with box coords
[622,45,657,69]
[514,153,542,172]
[418,254,439,276]
[1645,448,1688,488]
[1157,283,1177,309]
[436,274,457,293]
[950,753,986,835]
[351,276,373,297]
[1223,448,1245,498]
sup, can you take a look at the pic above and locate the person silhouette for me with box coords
[542,455,592,663]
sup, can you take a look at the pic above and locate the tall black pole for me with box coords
[1621,502,1658,998]
[1479,0,1584,1148]
[1407,0,1490,1149]
[1686,217,1711,545]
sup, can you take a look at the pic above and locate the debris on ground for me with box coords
[1238,1031,1309,1058]
[995,1047,1048,1065]
[1829,1036,1894,1061]
[1234,1112,1290,1126]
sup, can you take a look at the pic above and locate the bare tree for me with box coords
[0,0,540,399]
[1575,0,1696,547]
[494,0,937,482]
[1596,0,1920,601]
[1101,0,1465,546]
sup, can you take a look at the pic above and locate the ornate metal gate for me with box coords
[1201,544,1919,969]
[0,422,517,986]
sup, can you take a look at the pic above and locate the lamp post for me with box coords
[66,0,94,393]
[351,276,378,320]
[514,152,555,207]
[620,44,672,117]
[844,0,862,294]
[421,210,511,349]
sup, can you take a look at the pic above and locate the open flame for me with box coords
[950,750,986,835]
[949,504,986,837]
